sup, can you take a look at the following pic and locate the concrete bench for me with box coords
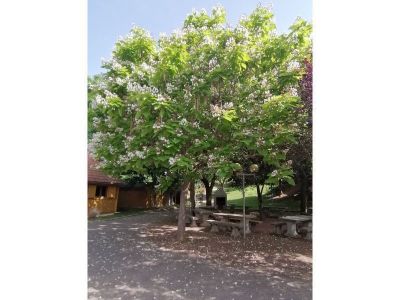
[298,223,312,240]
[263,206,288,218]
[194,210,213,227]
[271,221,287,234]
[249,219,262,224]
[248,219,262,230]
[207,220,243,238]
[179,215,199,226]
[189,216,199,227]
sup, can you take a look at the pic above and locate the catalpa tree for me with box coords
[89,5,312,240]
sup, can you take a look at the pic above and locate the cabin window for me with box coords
[95,186,107,197]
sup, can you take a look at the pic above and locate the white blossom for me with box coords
[172,28,184,38]
[134,151,145,159]
[102,58,123,71]
[166,83,174,93]
[95,95,106,105]
[183,24,196,34]
[156,95,166,102]
[212,5,225,18]
[210,104,223,117]
[288,87,298,97]
[179,118,188,126]
[115,77,126,86]
[140,62,154,73]
[226,37,235,48]
[235,25,250,39]
[271,170,278,177]
[184,89,192,101]
[203,36,215,46]
[248,92,256,101]
[288,61,300,72]
[261,78,268,88]
[243,129,252,136]
[92,117,100,127]
[208,57,218,70]
[127,82,159,94]
[153,122,164,130]
[222,102,233,110]
[169,157,177,165]
[263,90,272,99]
[159,136,168,143]
[108,145,115,154]
[104,90,117,99]
[176,129,183,137]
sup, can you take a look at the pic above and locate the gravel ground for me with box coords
[88,209,312,300]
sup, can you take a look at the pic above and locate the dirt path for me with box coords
[88,209,312,299]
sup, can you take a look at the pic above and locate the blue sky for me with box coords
[88,0,312,75]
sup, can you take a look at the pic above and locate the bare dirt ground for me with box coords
[145,209,312,283]
[88,208,312,299]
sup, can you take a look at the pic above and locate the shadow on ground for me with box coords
[88,209,312,300]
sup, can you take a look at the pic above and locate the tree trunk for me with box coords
[152,188,157,207]
[300,174,308,213]
[205,186,213,207]
[189,181,195,209]
[177,181,190,241]
[147,185,156,207]
[201,176,216,207]
[256,184,264,220]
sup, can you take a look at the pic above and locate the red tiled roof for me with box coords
[88,154,124,185]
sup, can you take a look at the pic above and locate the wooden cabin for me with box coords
[88,154,123,216]
[118,185,169,210]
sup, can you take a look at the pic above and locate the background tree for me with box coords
[287,59,312,212]
[230,155,272,212]
[228,7,311,211]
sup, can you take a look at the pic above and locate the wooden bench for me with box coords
[271,221,287,234]
[207,220,243,238]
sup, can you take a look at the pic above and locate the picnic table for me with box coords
[280,215,312,237]
[212,212,257,234]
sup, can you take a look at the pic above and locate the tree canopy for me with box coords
[88,5,312,239]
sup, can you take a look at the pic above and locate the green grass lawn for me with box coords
[225,186,300,210]
[225,186,262,208]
